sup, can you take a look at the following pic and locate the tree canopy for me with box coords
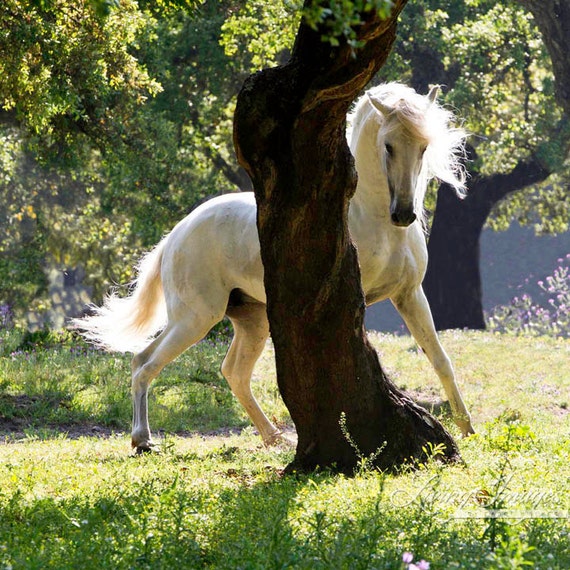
[0,1,248,316]
[1,0,568,323]
[222,0,570,234]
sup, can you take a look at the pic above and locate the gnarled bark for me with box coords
[233,2,460,473]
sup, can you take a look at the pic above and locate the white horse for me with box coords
[75,82,474,452]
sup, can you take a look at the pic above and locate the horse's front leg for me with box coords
[392,286,475,436]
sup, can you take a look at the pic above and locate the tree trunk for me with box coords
[515,0,570,115]
[424,183,487,330]
[233,3,460,473]
[425,154,551,331]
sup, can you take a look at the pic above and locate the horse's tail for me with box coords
[72,239,168,353]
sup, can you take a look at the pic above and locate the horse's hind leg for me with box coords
[393,287,475,436]
[222,302,284,446]
[131,316,215,452]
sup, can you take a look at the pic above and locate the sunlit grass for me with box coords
[1,329,569,568]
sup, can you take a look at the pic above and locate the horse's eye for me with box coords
[385,143,394,157]
[420,146,427,156]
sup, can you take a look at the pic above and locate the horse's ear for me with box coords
[367,93,392,117]
[427,84,440,104]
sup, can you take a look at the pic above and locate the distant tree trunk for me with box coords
[424,152,551,330]
[515,0,570,115]
[233,2,460,473]
[423,182,487,331]
[423,0,570,331]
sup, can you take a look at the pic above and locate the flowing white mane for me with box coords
[347,82,467,194]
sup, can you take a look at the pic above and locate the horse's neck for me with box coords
[348,137,392,246]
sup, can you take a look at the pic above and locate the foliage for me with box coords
[0,0,162,162]
[220,0,569,234]
[339,410,386,473]
[93,1,249,245]
[487,254,570,338]
[0,330,569,569]
[220,0,395,70]
[0,1,251,319]
[302,0,394,49]
[0,127,140,313]
[0,0,162,314]
[220,1,300,69]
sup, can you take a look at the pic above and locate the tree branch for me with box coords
[515,0,570,115]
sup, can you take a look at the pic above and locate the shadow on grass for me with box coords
[2,465,567,570]
[204,471,570,569]
[0,485,207,569]
[0,382,249,442]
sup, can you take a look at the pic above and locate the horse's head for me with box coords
[350,83,466,228]
[367,86,440,228]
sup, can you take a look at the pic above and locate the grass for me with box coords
[0,329,569,569]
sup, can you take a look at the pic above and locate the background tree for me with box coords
[0,0,159,314]
[387,0,570,329]
[0,1,250,317]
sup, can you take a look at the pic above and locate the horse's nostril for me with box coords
[391,210,416,227]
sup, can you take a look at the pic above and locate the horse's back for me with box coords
[161,193,265,312]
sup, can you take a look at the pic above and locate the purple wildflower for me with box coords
[402,552,430,570]
[0,304,12,328]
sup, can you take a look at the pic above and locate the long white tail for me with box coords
[72,239,168,352]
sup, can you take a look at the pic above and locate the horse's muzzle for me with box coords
[390,208,417,227]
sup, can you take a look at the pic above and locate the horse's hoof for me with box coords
[457,421,476,438]
[263,430,296,448]
[132,440,157,454]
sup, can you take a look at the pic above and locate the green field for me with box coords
[1,330,569,569]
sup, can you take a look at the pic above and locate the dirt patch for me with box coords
[0,420,274,444]
[405,389,452,417]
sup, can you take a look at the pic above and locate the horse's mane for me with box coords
[347,82,467,194]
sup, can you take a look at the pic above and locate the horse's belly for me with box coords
[364,283,395,305]
[164,193,267,306]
